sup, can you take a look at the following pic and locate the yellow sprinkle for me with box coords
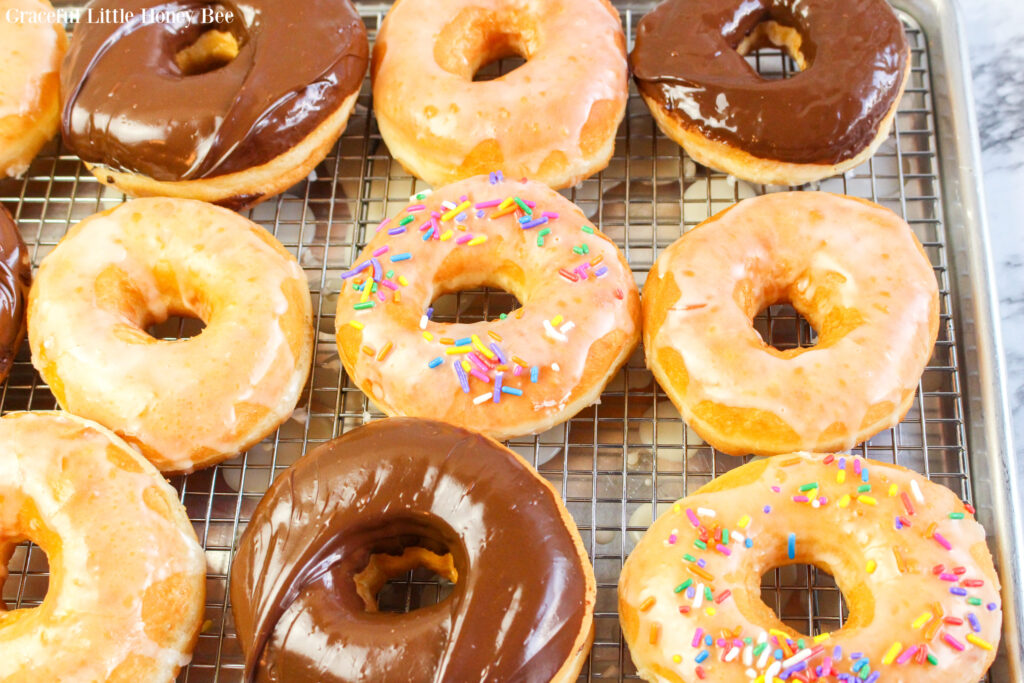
[498,196,515,210]
[888,484,899,497]
[361,345,374,356]
[441,200,471,221]
[376,342,393,361]
[672,654,682,664]
[445,347,470,355]
[738,514,751,529]
[673,503,682,514]
[360,284,370,302]
[813,632,831,643]
[639,596,656,612]
[487,330,503,341]
[472,334,495,358]
[966,633,994,651]
[551,314,564,326]
[467,235,487,246]
[461,361,471,371]
[881,642,902,665]
[912,612,933,629]
[422,331,434,341]
[866,560,877,574]
[440,229,454,241]
[348,320,364,330]
[837,470,846,484]
[398,275,409,286]
[838,494,851,508]
[858,495,878,506]
[704,607,716,616]
[769,629,789,639]
[756,677,765,683]
[457,224,468,231]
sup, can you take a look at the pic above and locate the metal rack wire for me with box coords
[0,5,980,682]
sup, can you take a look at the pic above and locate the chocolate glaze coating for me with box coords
[630,0,908,165]
[0,206,30,382]
[61,0,368,181]
[230,418,591,683]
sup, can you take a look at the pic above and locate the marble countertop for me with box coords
[963,0,1023,460]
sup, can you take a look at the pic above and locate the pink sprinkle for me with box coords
[668,533,677,544]
[512,364,523,376]
[431,210,441,219]
[818,496,829,504]
[942,633,965,651]
[792,495,810,503]
[524,199,536,208]
[456,234,473,245]
[939,573,958,582]
[406,204,426,212]
[542,211,559,219]
[467,352,489,373]
[691,628,704,648]
[418,219,432,231]
[459,195,468,202]
[897,645,919,664]
[376,218,391,232]
[686,508,701,528]
[771,486,781,493]
[715,544,731,556]
[933,532,952,550]
[822,657,832,672]
[377,291,386,302]
[372,245,389,257]
[379,279,398,291]
[575,264,589,280]
[468,368,491,384]
[475,199,502,209]
[854,458,862,475]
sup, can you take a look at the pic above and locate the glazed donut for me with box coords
[371,0,628,189]
[28,197,314,473]
[630,0,910,186]
[60,0,368,210]
[0,206,30,382]
[643,192,939,456]
[619,452,1002,682]
[0,0,66,178]
[334,173,640,440]
[0,412,206,681]
[231,417,596,682]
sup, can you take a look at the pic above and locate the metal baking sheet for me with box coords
[2,1,1019,680]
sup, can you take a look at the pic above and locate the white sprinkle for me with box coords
[745,668,757,679]
[725,646,740,662]
[765,661,782,681]
[558,321,575,334]
[441,200,457,210]
[732,531,746,544]
[419,315,428,330]
[692,583,705,609]
[473,393,492,405]
[697,507,716,518]
[782,648,814,669]
[742,644,753,667]
[551,362,560,372]
[911,479,925,503]
[543,320,568,342]
[757,630,768,644]
[811,499,821,508]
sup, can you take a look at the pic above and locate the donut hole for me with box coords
[1,540,50,612]
[434,8,536,81]
[355,546,459,614]
[145,313,207,342]
[429,286,522,323]
[753,302,818,351]
[174,28,240,76]
[737,20,808,79]
[760,563,850,637]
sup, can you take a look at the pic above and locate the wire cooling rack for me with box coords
[0,5,982,682]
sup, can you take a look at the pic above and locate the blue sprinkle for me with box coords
[422,228,434,240]
[341,260,371,279]
[455,337,472,346]
[520,216,549,230]
[851,652,862,659]
[787,532,796,560]
[489,342,508,364]
[530,366,539,383]
[950,587,968,596]
[456,212,467,222]
[518,214,531,224]
[454,363,470,393]
[705,635,713,646]
[763,505,772,514]
[492,372,503,403]
[426,307,434,319]
[686,586,695,598]
[387,226,407,235]
[501,386,523,396]
[594,265,609,277]
[695,650,709,664]
[895,516,903,530]
[427,357,443,369]
[774,649,784,660]
[390,253,412,262]
[833,646,843,661]
[696,558,706,568]
[852,658,867,673]
[838,457,846,470]
[495,170,504,182]
[476,210,485,218]
[968,613,982,632]
[744,538,753,548]
[988,602,998,611]
[866,672,881,683]
[862,468,870,482]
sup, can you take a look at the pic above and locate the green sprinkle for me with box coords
[722,529,729,544]
[683,553,697,563]
[949,512,965,519]
[572,246,584,255]
[537,236,545,247]
[703,585,712,600]
[399,214,415,226]
[499,313,507,320]
[799,482,818,492]
[926,654,938,665]
[674,579,692,593]
[858,666,870,680]
[514,197,532,215]
[694,540,707,550]
[371,282,378,293]
[857,484,872,493]
[753,643,767,656]
[413,191,427,200]
[386,269,395,279]
[743,637,752,645]
[539,227,551,237]
[353,302,374,310]
[581,225,594,234]
[968,597,982,606]
[581,243,590,254]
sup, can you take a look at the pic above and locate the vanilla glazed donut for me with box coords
[0,412,206,681]
[334,172,640,440]
[231,417,595,682]
[0,0,66,178]
[0,206,31,382]
[630,0,910,186]
[619,452,1002,682]
[371,0,628,189]
[28,197,314,473]
[60,0,368,210]
[643,192,939,456]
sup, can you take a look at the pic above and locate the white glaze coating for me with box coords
[619,453,1002,683]
[0,0,59,120]
[372,0,628,187]
[334,173,640,440]
[644,192,939,454]
[0,412,205,681]
[27,198,314,472]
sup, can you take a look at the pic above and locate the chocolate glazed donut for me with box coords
[630,0,909,173]
[61,0,368,207]
[231,418,596,683]
[0,206,30,382]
